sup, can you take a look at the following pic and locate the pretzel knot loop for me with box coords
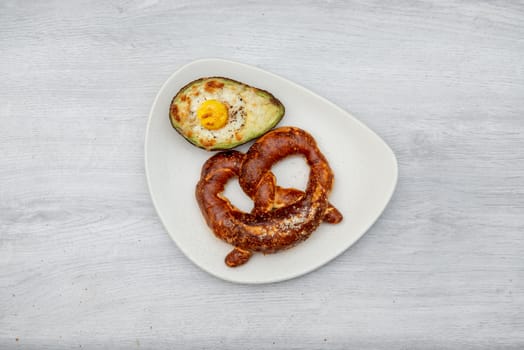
[196,127,343,267]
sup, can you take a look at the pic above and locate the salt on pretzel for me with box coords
[195,127,342,267]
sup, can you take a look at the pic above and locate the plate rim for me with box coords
[144,58,399,284]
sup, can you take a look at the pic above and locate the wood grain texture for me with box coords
[1,0,523,348]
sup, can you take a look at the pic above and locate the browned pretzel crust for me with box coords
[195,127,342,267]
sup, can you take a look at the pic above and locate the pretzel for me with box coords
[196,127,342,267]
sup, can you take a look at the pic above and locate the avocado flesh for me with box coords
[169,77,285,151]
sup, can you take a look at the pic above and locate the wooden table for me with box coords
[1,1,523,348]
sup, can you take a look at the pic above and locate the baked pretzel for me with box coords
[196,127,342,267]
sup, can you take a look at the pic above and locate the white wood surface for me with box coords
[1,0,523,348]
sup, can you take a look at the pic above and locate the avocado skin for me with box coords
[169,77,285,151]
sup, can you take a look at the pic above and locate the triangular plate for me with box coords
[145,59,398,284]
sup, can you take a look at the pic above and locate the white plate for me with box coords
[145,58,398,284]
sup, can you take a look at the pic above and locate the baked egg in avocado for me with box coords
[169,77,285,151]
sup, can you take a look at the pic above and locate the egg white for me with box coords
[187,87,247,144]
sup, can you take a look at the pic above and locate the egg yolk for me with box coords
[197,100,229,130]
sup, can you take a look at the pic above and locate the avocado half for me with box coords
[169,77,285,151]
